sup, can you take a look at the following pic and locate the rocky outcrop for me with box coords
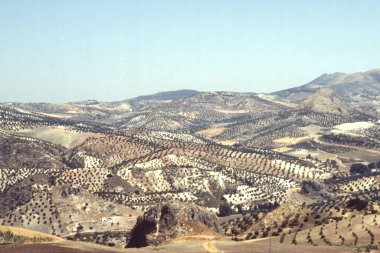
[301,180,332,198]
[127,202,223,248]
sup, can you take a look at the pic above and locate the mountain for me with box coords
[274,68,380,105]
[128,89,200,101]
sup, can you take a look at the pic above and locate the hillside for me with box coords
[274,69,380,111]
[0,68,380,252]
[299,88,349,114]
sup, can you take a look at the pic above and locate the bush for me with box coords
[350,163,370,175]
[218,201,233,217]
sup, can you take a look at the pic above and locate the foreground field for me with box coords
[2,224,378,253]
[0,240,126,253]
[0,226,62,242]
[1,238,374,253]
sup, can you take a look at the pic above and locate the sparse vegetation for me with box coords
[1,70,380,252]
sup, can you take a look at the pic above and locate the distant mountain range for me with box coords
[123,68,380,115]
[124,68,380,104]
[1,68,379,127]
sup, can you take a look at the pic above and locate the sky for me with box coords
[0,0,379,103]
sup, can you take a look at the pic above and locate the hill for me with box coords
[129,89,200,101]
[274,69,380,108]
[0,68,380,252]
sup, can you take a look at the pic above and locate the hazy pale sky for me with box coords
[1,0,379,102]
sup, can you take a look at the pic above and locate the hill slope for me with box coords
[274,68,380,106]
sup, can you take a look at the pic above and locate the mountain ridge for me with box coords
[127,89,200,102]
